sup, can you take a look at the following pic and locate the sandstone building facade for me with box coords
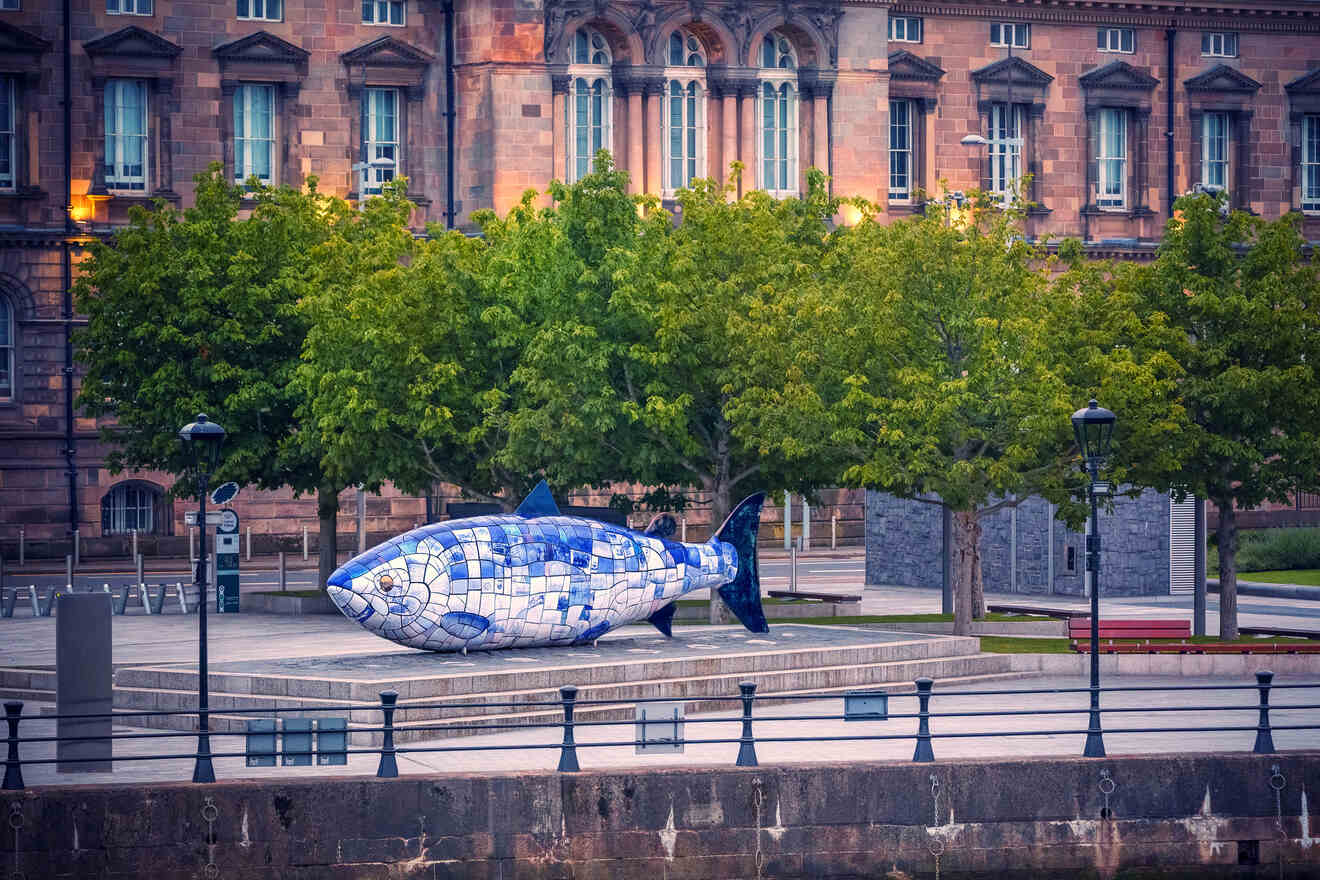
[1,0,1319,552]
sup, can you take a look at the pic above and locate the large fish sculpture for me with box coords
[325,481,769,651]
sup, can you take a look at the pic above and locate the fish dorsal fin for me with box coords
[643,513,677,539]
[514,479,561,518]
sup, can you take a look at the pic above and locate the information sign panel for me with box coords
[216,509,240,613]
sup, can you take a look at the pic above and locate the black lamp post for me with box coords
[1072,398,1116,758]
[179,413,225,783]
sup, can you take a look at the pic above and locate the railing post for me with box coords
[1253,670,1276,755]
[3,701,23,790]
[913,677,935,763]
[377,690,399,778]
[736,681,758,767]
[557,685,580,772]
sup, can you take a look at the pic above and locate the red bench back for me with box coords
[1068,618,1192,639]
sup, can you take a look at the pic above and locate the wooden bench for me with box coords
[987,603,1079,620]
[767,590,862,603]
[1069,618,1191,652]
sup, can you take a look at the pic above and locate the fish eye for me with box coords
[378,575,395,593]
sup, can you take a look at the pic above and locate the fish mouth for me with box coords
[326,585,351,610]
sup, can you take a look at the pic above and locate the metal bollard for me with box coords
[680,516,687,543]
[789,546,797,593]
[803,502,810,551]
[558,685,580,772]
[736,681,758,767]
[913,677,935,763]
[279,551,287,592]
[245,526,252,562]
[72,530,80,569]
[831,514,838,551]
[135,553,144,591]
[1253,670,1276,755]
[3,701,23,790]
[302,526,308,561]
[131,528,138,560]
[65,554,73,590]
[18,526,24,566]
[376,690,399,778]
[189,527,196,565]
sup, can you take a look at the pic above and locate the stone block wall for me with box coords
[866,487,1172,597]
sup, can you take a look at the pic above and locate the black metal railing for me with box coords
[4,671,1319,790]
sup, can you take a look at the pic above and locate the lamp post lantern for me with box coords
[1071,399,1115,758]
[178,413,225,783]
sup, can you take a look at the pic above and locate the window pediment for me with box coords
[1286,67,1320,96]
[213,31,309,66]
[971,55,1053,88]
[888,50,944,83]
[84,25,182,61]
[342,36,433,93]
[0,21,51,75]
[1184,63,1261,94]
[1079,60,1158,92]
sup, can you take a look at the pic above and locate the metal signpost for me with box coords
[215,509,240,613]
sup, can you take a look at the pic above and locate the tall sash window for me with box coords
[758,31,798,197]
[105,79,148,191]
[0,78,14,192]
[1202,112,1229,190]
[1303,116,1320,214]
[988,102,1023,202]
[1096,108,1127,209]
[567,28,612,182]
[663,28,706,194]
[234,84,275,186]
[889,99,912,202]
[362,87,399,194]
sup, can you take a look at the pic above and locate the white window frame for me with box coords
[0,296,12,403]
[566,28,612,184]
[0,77,14,192]
[105,79,148,193]
[234,83,276,187]
[988,102,1023,203]
[990,22,1029,49]
[889,16,922,44]
[1098,27,1134,54]
[662,29,706,195]
[1303,115,1320,214]
[362,0,403,26]
[102,485,155,535]
[1096,108,1127,209]
[1202,111,1229,190]
[237,0,281,22]
[1201,32,1238,58]
[889,98,912,202]
[362,87,399,195]
[758,31,798,198]
[106,0,152,14]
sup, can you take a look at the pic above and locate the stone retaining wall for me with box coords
[3,753,1316,878]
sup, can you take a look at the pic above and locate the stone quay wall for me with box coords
[2,752,1317,879]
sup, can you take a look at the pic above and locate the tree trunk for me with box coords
[707,480,733,625]
[317,484,340,591]
[968,514,986,619]
[1216,501,1239,641]
[951,509,978,636]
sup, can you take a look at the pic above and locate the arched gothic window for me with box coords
[664,28,706,194]
[568,28,613,183]
[758,31,798,197]
[0,295,12,402]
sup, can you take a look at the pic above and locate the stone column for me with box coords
[551,73,570,184]
[280,81,302,192]
[1234,111,1252,211]
[813,89,830,178]
[644,79,663,195]
[721,91,737,189]
[153,78,175,197]
[739,82,757,195]
[627,87,644,194]
[1027,102,1045,207]
[220,80,238,188]
[89,76,108,197]
[1133,108,1151,212]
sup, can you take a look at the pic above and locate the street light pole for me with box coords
[179,413,225,783]
[1072,399,1116,760]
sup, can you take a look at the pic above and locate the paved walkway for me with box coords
[12,675,1317,787]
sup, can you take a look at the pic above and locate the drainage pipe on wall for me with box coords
[1165,26,1177,217]
[63,0,78,536]
[443,0,456,229]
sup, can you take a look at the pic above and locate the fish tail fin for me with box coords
[714,493,769,634]
[647,602,677,637]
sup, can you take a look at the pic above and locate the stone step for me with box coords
[111,633,983,702]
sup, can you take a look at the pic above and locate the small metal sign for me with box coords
[844,690,889,721]
[635,701,684,754]
[209,481,241,505]
[184,511,223,526]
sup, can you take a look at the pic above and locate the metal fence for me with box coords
[4,672,1319,791]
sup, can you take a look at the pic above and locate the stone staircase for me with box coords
[0,626,1032,748]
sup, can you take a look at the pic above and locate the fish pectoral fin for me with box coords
[647,602,677,638]
[643,514,677,539]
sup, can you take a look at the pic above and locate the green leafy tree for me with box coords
[1118,193,1320,638]
[742,191,1182,634]
[75,166,393,588]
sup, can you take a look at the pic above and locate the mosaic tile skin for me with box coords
[325,484,766,652]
